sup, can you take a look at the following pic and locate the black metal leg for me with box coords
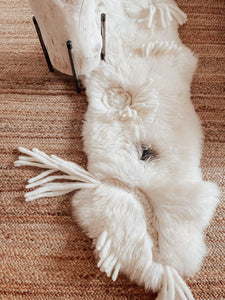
[101,13,106,60]
[66,40,81,94]
[32,16,54,72]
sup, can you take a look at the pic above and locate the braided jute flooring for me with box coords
[0,0,224,299]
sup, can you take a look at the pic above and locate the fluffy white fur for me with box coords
[15,0,219,299]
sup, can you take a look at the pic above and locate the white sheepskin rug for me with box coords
[15,0,220,299]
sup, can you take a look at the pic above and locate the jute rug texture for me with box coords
[0,0,224,299]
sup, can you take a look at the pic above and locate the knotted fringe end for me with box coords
[142,41,183,57]
[14,147,100,202]
[156,266,194,300]
[138,2,187,29]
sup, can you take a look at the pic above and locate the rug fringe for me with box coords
[156,266,194,300]
[14,147,99,201]
[138,2,187,29]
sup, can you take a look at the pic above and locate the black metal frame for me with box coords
[101,13,106,60]
[66,40,81,93]
[32,16,54,72]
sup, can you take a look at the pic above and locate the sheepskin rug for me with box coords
[15,0,219,299]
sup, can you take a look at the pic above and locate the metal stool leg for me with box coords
[32,16,54,72]
[101,13,106,60]
[66,40,81,94]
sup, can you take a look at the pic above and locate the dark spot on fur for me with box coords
[140,145,157,161]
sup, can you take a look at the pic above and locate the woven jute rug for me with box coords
[0,0,224,299]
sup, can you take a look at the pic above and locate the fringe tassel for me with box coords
[138,2,187,29]
[14,147,99,201]
[141,40,183,57]
[96,231,121,281]
[156,266,195,300]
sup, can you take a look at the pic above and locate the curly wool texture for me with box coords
[15,0,220,299]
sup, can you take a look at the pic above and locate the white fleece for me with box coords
[15,0,219,299]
